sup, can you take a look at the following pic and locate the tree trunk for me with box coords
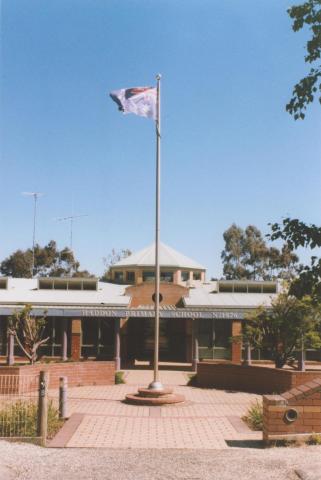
[275,354,286,369]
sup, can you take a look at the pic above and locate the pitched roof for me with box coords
[184,285,277,308]
[0,278,130,307]
[112,242,206,270]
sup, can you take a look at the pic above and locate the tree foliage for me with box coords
[286,0,321,119]
[244,293,321,368]
[101,248,132,282]
[8,305,49,364]
[0,241,93,278]
[269,218,321,300]
[221,224,298,280]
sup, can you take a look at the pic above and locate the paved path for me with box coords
[49,370,262,449]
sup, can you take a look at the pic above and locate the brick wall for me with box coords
[197,362,321,394]
[0,361,115,393]
[126,283,188,307]
[263,378,321,442]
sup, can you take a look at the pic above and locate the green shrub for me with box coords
[0,400,63,438]
[242,399,263,431]
[271,439,299,448]
[115,371,125,384]
[307,433,321,445]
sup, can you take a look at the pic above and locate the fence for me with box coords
[0,372,49,445]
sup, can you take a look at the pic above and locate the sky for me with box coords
[1,0,321,278]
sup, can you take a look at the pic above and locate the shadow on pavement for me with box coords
[225,440,264,449]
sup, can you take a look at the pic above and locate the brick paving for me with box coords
[49,370,262,449]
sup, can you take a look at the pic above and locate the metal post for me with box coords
[7,333,14,366]
[298,335,306,372]
[114,318,121,371]
[243,342,252,366]
[149,74,162,391]
[37,371,49,446]
[59,376,68,419]
[61,318,68,361]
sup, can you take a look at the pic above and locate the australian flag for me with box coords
[110,86,157,120]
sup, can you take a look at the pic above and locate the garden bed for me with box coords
[0,361,115,393]
[196,362,321,394]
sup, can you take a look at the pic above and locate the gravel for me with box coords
[1,441,321,480]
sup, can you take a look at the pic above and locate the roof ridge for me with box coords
[112,242,205,270]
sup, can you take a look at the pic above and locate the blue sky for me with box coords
[1,0,321,278]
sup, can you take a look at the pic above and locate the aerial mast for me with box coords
[55,213,88,275]
[22,192,43,277]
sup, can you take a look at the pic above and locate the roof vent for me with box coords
[38,278,98,291]
[218,280,277,294]
[0,278,8,290]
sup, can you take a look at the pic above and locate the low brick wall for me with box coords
[263,378,321,443]
[0,361,115,393]
[197,362,321,394]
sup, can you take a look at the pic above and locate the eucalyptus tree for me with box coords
[244,293,321,369]
[0,241,92,278]
[286,0,321,119]
[270,218,321,300]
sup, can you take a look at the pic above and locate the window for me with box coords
[160,272,173,282]
[234,283,247,293]
[262,283,277,294]
[181,271,189,282]
[248,284,262,293]
[126,271,135,283]
[114,271,124,283]
[193,272,201,281]
[143,271,155,282]
[198,319,230,348]
[38,278,97,290]
[54,280,68,290]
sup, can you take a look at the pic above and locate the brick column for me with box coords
[192,319,199,372]
[231,320,242,364]
[7,333,14,366]
[61,318,68,361]
[71,319,82,361]
[114,318,121,371]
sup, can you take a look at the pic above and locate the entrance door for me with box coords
[126,317,186,364]
[198,318,231,360]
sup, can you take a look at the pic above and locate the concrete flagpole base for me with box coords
[125,387,185,406]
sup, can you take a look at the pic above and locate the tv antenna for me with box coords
[55,213,88,251]
[22,192,44,277]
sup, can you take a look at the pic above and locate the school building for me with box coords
[0,242,281,369]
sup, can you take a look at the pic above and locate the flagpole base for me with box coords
[125,386,185,406]
[148,381,164,391]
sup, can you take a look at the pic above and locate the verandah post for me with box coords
[114,318,121,371]
[7,333,14,366]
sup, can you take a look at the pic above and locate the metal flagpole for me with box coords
[149,73,163,391]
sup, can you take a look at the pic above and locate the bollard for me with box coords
[243,342,252,366]
[59,376,67,419]
[37,371,49,447]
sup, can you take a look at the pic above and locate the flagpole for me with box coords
[149,73,163,390]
